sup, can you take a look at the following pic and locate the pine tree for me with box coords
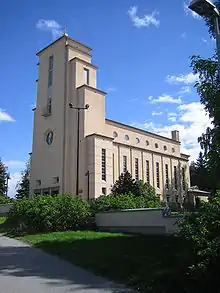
[190,152,211,191]
[0,158,7,196]
[111,171,137,196]
[16,160,30,199]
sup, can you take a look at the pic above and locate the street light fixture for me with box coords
[69,103,89,196]
[189,0,219,16]
[188,0,220,75]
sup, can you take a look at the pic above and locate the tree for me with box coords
[177,196,220,292]
[190,1,220,192]
[111,171,137,196]
[111,171,157,198]
[16,160,30,199]
[190,152,212,191]
[0,158,7,196]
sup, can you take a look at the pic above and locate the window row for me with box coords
[113,131,175,153]
[101,149,186,191]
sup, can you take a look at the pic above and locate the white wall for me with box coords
[95,208,183,235]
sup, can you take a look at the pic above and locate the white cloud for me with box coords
[36,19,63,39]
[184,2,201,19]
[168,112,178,122]
[178,85,191,94]
[181,32,186,38]
[132,101,211,161]
[152,111,163,116]
[166,72,199,85]
[4,160,25,169]
[127,6,160,28]
[0,109,15,122]
[7,172,22,198]
[202,38,208,43]
[130,98,139,102]
[149,94,182,104]
[106,87,117,92]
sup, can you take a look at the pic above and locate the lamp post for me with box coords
[188,0,220,75]
[69,103,89,196]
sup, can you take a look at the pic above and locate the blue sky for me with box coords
[0,0,214,197]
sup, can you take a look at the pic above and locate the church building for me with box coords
[30,34,190,202]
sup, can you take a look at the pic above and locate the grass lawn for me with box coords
[20,230,192,292]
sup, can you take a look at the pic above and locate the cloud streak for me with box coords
[127,6,160,28]
[132,102,211,161]
[166,72,199,85]
[36,19,63,39]
[149,94,182,104]
[0,109,15,122]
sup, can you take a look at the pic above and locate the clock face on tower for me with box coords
[46,131,53,145]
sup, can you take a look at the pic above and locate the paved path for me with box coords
[0,236,128,293]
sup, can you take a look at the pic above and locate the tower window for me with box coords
[165,164,169,189]
[48,55,54,87]
[156,162,160,188]
[174,166,178,190]
[123,156,127,173]
[135,158,139,180]
[101,148,106,181]
[84,68,89,85]
[136,137,140,144]
[155,143,159,148]
[182,167,186,191]
[146,160,150,184]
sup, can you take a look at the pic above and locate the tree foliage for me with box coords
[111,171,156,198]
[177,196,220,292]
[16,160,30,199]
[0,158,8,196]
[190,1,220,192]
[190,152,212,191]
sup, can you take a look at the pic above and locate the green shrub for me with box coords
[7,194,91,233]
[0,196,13,204]
[177,196,220,292]
[90,193,161,214]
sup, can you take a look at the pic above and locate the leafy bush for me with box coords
[0,196,13,204]
[90,193,161,214]
[177,196,220,292]
[7,194,91,233]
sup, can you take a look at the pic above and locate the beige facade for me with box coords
[30,34,190,202]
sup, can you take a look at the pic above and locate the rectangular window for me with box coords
[123,156,127,173]
[49,55,54,71]
[101,149,106,181]
[102,187,107,195]
[135,158,139,180]
[84,68,89,85]
[47,97,52,115]
[156,162,160,188]
[48,55,54,87]
[146,160,150,184]
[174,166,178,190]
[182,167,186,191]
[165,164,169,189]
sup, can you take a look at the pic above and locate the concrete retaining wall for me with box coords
[95,208,183,235]
[0,204,12,217]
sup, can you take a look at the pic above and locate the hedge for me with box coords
[7,194,91,233]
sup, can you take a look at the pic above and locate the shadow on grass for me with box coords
[30,234,193,292]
